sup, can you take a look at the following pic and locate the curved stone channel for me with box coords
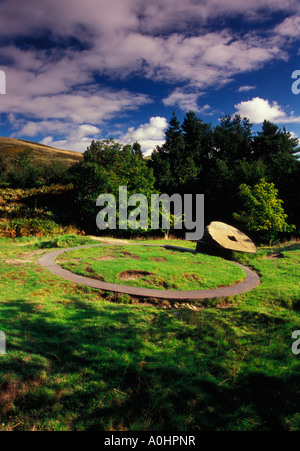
[38,244,260,301]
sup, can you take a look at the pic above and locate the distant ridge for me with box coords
[0,137,83,166]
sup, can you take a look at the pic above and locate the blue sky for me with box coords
[0,0,300,155]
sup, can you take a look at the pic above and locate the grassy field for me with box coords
[0,234,299,431]
[58,244,245,290]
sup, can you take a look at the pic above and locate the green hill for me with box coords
[0,137,83,167]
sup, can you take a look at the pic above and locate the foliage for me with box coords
[252,121,299,163]
[0,185,77,237]
[38,234,97,249]
[0,217,61,237]
[70,138,157,234]
[150,112,300,238]
[7,149,41,188]
[1,110,300,242]
[41,160,71,185]
[150,112,200,192]
[213,113,253,162]
[233,179,295,244]
[0,154,6,175]
[0,147,73,189]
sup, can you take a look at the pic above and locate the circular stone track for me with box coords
[38,244,260,301]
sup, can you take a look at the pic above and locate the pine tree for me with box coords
[132,141,143,159]
[213,114,253,162]
[182,111,213,166]
[150,112,186,191]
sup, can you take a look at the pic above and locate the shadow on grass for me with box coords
[0,297,299,431]
[274,242,300,253]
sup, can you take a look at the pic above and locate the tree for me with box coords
[0,154,7,185]
[150,112,199,192]
[252,121,299,163]
[8,149,41,188]
[251,121,300,228]
[132,141,143,159]
[42,160,70,185]
[70,139,156,234]
[70,162,112,229]
[213,114,253,162]
[233,179,295,244]
[182,111,214,167]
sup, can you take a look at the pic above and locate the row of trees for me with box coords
[149,112,299,241]
[68,113,299,242]
[1,112,299,242]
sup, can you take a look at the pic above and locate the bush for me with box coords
[0,218,62,238]
[38,234,95,249]
[233,178,295,244]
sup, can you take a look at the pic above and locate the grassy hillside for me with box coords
[0,137,83,167]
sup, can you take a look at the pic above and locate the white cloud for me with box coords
[0,2,290,90]
[275,14,300,37]
[0,0,296,38]
[74,29,286,97]
[289,131,300,144]
[0,0,297,146]
[0,61,151,124]
[138,0,296,30]
[235,97,300,123]
[41,117,168,155]
[40,124,102,152]
[163,88,214,114]
[238,85,257,92]
[121,117,168,156]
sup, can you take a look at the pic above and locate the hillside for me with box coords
[0,137,83,167]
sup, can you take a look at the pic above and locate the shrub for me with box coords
[0,218,61,238]
[38,234,95,249]
[233,178,295,244]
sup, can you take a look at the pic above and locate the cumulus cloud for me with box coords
[87,30,285,88]
[0,0,298,147]
[0,1,291,91]
[163,88,214,115]
[235,97,300,123]
[0,61,151,126]
[0,0,295,38]
[40,124,102,152]
[121,117,168,156]
[41,116,168,154]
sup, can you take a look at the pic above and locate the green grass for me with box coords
[0,234,299,431]
[58,244,245,290]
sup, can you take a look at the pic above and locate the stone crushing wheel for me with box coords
[197,221,256,254]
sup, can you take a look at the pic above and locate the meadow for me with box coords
[0,234,299,431]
